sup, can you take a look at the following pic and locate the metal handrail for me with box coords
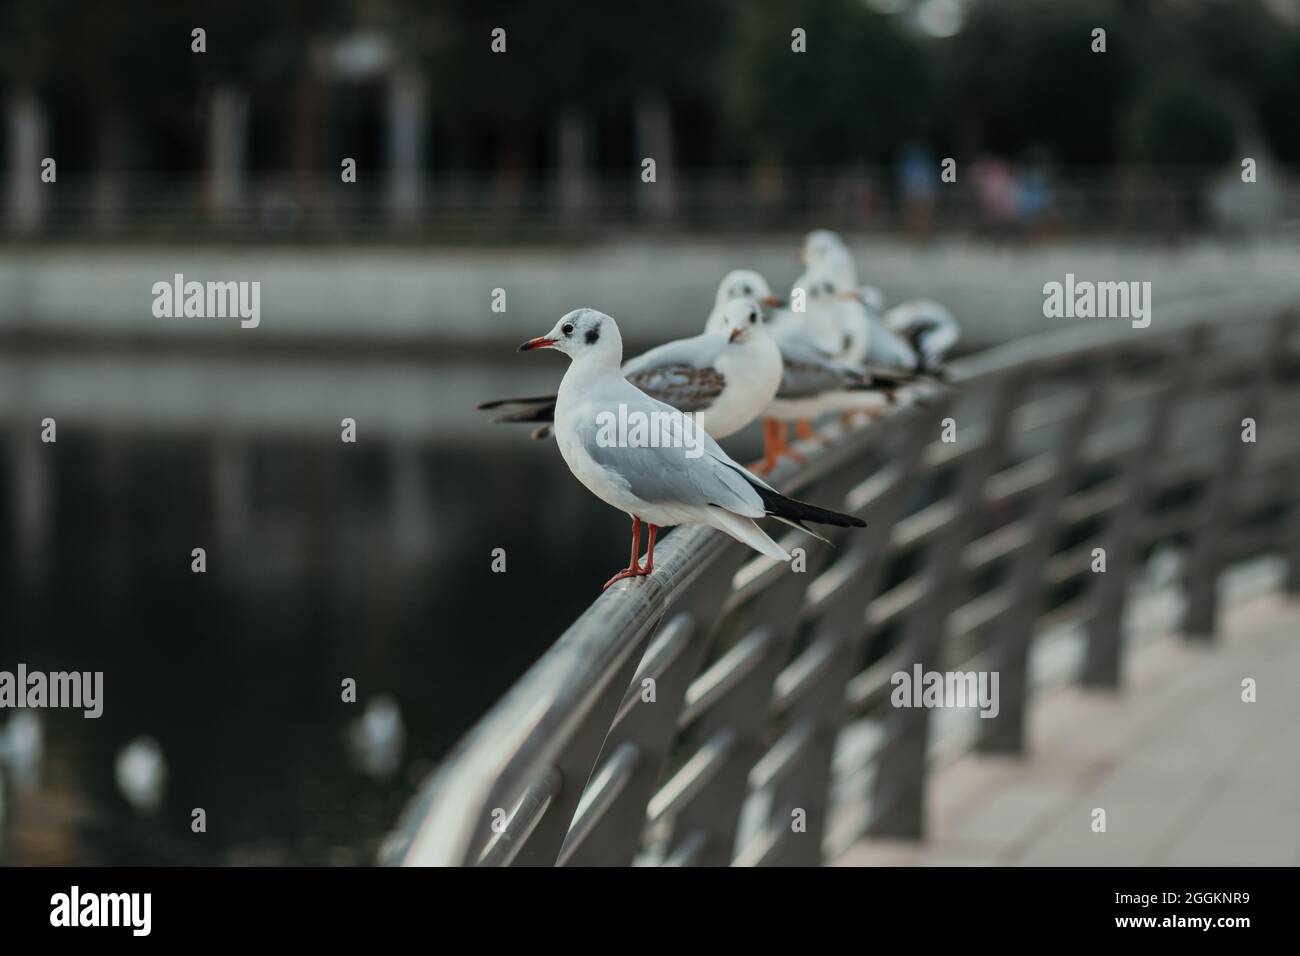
[381,287,1300,866]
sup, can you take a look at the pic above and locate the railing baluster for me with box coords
[759,405,943,863]
[1082,331,1199,687]
[869,376,1022,838]
[384,295,1300,867]
[978,364,1108,753]
[661,536,834,865]
[559,547,747,866]
[1183,312,1294,638]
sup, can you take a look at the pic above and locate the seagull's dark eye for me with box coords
[749,311,757,324]
[742,285,752,295]
[561,323,574,336]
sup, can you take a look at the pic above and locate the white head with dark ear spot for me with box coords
[720,297,766,343]
[792,268,826,303]
[519,308,623,367]
[802,229,847,265]
[802,229,857,289]
[715,268,776,311]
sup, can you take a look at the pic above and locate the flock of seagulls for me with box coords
[480,229,961,589]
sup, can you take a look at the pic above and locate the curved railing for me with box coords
[381,289,1300,866]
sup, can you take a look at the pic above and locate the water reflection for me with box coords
[0,364,681,864]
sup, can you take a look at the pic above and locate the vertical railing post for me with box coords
[1286,467,1300,595]
[661,545,832,866]
[1182,313,1292,638]
[869,375,1022,838]
[558,545,748,866]
[765,411,943,864]
[1082,330,1199,686]
[978,363,1109,753]
[1278,310,1300,594]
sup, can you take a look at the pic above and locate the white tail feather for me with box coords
[708,509,791,561]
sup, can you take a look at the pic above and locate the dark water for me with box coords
[0,424,652,865]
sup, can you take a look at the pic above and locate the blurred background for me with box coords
[1,0,1299,864]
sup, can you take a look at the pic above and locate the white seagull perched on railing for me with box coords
[883,299,961,374]
[517,308,866,589]
[801,228,961,375]
[481,297,782,442]
[702,267,914,470]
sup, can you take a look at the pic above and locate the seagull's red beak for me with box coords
[518,336,557,352]
[729,328,742,342]
[761,295,784,307]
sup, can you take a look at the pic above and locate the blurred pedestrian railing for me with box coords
[6,168,1297,243]
[382,291,1300,866]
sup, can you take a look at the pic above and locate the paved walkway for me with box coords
[838,585,1300,866]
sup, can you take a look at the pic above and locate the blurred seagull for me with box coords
[345,694,406,780]
[481,297,782,442]
[761,334,909,470]
[703,268,785,335]
[792,268,922,373]
[115,736,167,815]
[802,229,860,292]
[883,299,961,374]
[702,268,912,470]
[518,309,865,588]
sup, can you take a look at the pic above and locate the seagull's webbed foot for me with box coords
[603,565,649,589]
[602,519,657,589]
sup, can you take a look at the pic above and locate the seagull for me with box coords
[618,297,783,439]
[790,268,922,373]
[480,297,782,441]
[115,736,167,815]
[801,230,911,336]
[518,309,865,588]
[698,268,912,470]
[761,330,910,468]
[802,229,859,293]
[883,299,961,374]
[702,268,785,335]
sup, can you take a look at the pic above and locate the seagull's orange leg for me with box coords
[642,524,658,576]
[752,418,805,474]
[603,516,645,589]
[751,418,781,474]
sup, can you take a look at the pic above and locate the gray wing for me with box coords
[621,334,729,412]
[865,315,921,371]
[621,333,726,376]
[773,332,860,398]
[573,392,765,516]
[884,300,960,367]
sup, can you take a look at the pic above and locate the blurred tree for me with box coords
[721,0,932,166]
[422,0,727,165]
[942,0,1139,163]
[1123,76,1238,166]
[1259,34,1300,162]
